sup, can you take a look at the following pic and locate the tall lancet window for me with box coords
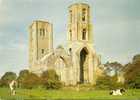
[82,8,86,21]
[43,29,45,36]
[69,29,72,40]
[40,28,45,37]
[82,28,86,40]
[69,10,72,23]
[40,29,42,36]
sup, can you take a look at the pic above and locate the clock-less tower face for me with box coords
[68,3,92,43]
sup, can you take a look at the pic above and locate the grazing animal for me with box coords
[110,88,125,95]
[9,80,17,95]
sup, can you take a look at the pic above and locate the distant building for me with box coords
[29,3,102,85]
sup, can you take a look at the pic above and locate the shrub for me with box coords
[17,70,41,89]
[45,79,62,89]
[22,73,41,89]
[96,75,124,90]
[126,73,140,89]
[41,69,62,89]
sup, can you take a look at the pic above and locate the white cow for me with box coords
[110,88,125,95]
[9,80,17,95]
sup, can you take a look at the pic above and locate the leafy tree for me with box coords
[134,73,140,88]
[96,75,124,90]
[133,54,140,63]
[22,72,41,89]
[17,69,30,88]
[17,69,41,89]
[42,69,59,80]
[18,69,29,78]
[123,54,140,89]
[0,72,17,87]
[17,69,62,89]
[125,71,140,89]
[41,69,62,89]
[104,62,123,76]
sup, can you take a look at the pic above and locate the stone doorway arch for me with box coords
[79,47,89,83]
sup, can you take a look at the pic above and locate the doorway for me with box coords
[79,47,88,83]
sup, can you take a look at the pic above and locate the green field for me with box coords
[0,88,140,100]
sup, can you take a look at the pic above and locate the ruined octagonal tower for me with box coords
[67,3,98,85]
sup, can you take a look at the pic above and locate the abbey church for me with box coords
[29,3,102,85]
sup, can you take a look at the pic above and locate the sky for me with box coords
[0,0,140,77]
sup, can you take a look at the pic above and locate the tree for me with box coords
[104,62,123,76]
[0,72,17,87]
[17,69,30,88]
[96,75,124,90]
[126,73,140,89]
[133,54,140,63]
[41,69,62,89]
[42,69,59,80]
[134,73,140,88]
[17,69,41,89]
[22,73,41,89]
[123,54,140,89]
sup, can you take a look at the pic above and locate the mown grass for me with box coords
[0,87,140,100]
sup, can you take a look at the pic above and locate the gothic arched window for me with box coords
[69,29,72,40]
[69,10,72,23]
[43,29,45,36]
[82,8,86,21]
[69,48,72,55]
[82,28,86,40]
[41,49,44,54]
[40,29,42,36]
[40,28,45,37]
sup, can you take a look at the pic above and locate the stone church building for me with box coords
[29,3,102,85]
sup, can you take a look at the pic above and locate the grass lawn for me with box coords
[0,87,140,100]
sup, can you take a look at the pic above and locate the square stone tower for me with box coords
[29,20,53,67]
[67,3,98,85]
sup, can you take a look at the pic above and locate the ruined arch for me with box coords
[79,47,89,83]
